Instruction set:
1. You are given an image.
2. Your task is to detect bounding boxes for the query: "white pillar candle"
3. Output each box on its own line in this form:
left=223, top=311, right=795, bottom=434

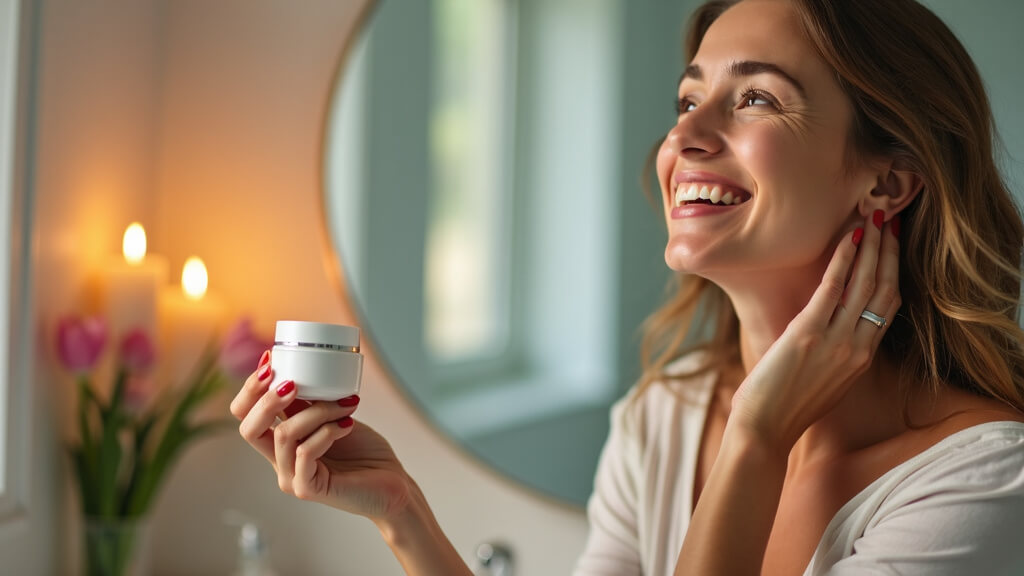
left=160, top=256, right=224, bottom=386
left=104, top=223, right=167, bottom=342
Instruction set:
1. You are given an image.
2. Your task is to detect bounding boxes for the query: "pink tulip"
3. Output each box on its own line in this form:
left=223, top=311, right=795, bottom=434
left=119, top=329, right=156, bottom=375
left=56, top=316, right=107, bottom=374
left=219, top=318, right=273, bottom=380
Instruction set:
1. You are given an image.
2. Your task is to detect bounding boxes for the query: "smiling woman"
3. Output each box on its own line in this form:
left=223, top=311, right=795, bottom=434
left=231, top=0, right=1024, bottom=574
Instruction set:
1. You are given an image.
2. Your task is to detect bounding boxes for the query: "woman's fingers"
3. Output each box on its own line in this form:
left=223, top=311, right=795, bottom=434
left=229, top=350, right=273, bottom=421
left=273, top=394, right=362, bottom=494
left=798, top=224, right=861, bottom=329
left=844, top=212, right=899, bottom=345
left=834, top=210, right=885, bottom=334
left=863, top=215, right=901, bottom=348
left=237, top=381, right=298, bottom=467
left=233, top=350, right=278, bottom=463
left=293, top=417, right=357, bottom=500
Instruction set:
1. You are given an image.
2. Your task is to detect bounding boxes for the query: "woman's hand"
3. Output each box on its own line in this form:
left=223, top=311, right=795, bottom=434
left=230, top=354, right=473, bottom=576
left=730, top=209, right=901, bottom=452
left=229, top=352, right=411, bottom=522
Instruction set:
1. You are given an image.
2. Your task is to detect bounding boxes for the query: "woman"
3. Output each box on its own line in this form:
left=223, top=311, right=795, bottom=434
left=231, top=0, right=1024, bottom=574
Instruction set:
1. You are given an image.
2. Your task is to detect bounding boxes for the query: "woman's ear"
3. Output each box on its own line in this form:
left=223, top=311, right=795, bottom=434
left=859, top=158, right=924, bottom=220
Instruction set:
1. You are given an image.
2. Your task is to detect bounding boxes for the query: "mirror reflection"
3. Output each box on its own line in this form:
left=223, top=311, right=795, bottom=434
left=324, top=0, right=696, bottom=505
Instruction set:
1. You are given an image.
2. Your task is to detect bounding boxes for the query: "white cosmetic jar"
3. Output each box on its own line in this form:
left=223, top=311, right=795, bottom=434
left=270, top=321, right=363, bottom=401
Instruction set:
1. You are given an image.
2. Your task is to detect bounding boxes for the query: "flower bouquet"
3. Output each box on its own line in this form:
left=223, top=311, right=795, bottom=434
left=56, top=316, right=270, bottom=576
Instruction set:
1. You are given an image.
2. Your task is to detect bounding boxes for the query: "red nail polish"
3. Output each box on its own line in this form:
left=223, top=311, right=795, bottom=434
left=257, top=363, right=271, bottom=381
left=338, top=395, right=360, bottom=407
left=852, top=227, right=864, bottom=246
left=338, top=417, right=355, bottom=428
left=872, top=209, right=884, bottom=230
left=257, top=350, right=270, bottom=369
left=276, top=380, right=295, bottom=397
left=891, top=214, right=901, bottom=237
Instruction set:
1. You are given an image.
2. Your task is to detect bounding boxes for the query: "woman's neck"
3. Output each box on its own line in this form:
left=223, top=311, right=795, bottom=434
left=713, top=266, right=909, bottom=472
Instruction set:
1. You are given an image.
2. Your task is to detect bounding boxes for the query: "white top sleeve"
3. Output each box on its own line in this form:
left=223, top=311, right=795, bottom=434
left=573, top=396, right=644, bottom=576
left=816, top=424, right=1024, bottom=575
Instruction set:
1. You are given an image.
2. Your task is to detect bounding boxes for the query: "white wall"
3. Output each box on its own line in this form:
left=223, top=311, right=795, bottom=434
left=17, top=0, right=164, bottom=573
left=149, top=1, right=588, bottom=574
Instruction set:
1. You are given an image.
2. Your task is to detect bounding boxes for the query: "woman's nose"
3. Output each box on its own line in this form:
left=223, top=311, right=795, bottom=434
left=665, top=106, right=724, bottom=159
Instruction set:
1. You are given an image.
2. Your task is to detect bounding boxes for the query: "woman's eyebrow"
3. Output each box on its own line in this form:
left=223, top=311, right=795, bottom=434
left=680, top=61, right=807, bottom=98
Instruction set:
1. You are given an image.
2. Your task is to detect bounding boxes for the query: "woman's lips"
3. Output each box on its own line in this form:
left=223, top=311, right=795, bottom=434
left=670, top=200, right=747, bottom=219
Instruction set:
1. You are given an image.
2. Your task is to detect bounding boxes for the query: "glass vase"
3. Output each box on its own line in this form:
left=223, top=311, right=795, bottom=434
left=82, top=516, right=152, bottom=576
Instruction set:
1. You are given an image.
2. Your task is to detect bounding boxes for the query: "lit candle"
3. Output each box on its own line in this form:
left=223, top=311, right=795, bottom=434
left=105, top=223, right=168, bottom=341
left=160, top=256, right=225, bottom=385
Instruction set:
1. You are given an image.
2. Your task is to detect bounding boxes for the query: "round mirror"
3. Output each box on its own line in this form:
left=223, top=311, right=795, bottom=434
left=323, top=0, right=694, bottom=506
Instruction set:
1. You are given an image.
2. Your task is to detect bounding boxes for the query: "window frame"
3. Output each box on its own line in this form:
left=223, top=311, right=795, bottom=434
left=0, top=0, right=36, bottom=523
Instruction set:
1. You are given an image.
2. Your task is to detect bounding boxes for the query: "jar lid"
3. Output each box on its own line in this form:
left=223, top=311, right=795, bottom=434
left=274, top=321, right=360, bottom=349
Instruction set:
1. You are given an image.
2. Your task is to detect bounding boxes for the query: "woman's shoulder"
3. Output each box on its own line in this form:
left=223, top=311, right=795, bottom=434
left=897, top=385, right=1024, bottom=462
left=873, top=417, right=1024, bottom=506
left=812, top=420, right=1024, bottom=574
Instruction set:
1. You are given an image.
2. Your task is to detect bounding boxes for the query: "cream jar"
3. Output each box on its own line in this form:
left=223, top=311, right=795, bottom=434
left=270, top=321, right=363, bottom=401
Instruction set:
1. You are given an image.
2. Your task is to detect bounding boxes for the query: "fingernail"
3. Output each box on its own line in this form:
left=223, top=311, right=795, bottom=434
left=891, top=214, right=901, bottom=237
left=257, top=363, right=271, bottom=381
left=276, top=380, right=295, bottom=397
left=338, top=417, right=354, bottom=428
left=872, top=209, right=884, bottom=230
left=852, top=227, right=864, bottom=246
left=338, top=395, right=360, bottom=407
left=257, top=350, right=270, bottom=369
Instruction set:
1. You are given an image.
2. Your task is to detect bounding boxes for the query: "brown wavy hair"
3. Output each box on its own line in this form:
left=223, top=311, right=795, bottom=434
left=638, top=0, right=1024, bottom=413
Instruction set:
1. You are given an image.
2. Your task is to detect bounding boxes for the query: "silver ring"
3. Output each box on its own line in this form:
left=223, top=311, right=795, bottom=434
left=859, top=309, right=887, bottom=329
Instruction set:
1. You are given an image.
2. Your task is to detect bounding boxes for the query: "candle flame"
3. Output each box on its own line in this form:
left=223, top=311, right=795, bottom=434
left=181, top=256, right=208, bottom=301
left=123, top=223, right=147, bottom=264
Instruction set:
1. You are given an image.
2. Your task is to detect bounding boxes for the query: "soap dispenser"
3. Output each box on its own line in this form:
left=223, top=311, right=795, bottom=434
left=224, top=511, right=278, bottom=576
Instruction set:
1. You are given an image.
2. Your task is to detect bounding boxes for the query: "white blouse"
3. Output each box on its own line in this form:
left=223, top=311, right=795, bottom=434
left=574, top=353, right=1024, bottom=575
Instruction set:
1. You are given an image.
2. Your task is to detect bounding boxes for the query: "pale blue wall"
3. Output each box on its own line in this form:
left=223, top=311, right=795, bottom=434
left=921, top=0, right=1024, bottom=198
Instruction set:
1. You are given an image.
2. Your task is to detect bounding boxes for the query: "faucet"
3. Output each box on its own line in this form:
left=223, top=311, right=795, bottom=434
left=475, top=541, right=515, bottom=576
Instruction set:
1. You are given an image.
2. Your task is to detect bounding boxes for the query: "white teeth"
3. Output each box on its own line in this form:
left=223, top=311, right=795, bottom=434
left=672, top=182, right=749, bottom=206
left=674, top=184, right=699, bottom=206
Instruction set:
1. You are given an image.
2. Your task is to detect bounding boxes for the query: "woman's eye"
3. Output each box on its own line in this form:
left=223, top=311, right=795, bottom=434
left=740, top=90, right=777, bottom=109
left=676, top=98, right=697, bottom=115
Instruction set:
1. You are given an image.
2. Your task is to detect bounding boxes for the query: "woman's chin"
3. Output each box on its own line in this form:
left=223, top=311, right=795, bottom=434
left=664, top=242, right=712, bottom=274
left=663, top=241, right=750, bottom=283
left=664, top=233, right=721, bottom=265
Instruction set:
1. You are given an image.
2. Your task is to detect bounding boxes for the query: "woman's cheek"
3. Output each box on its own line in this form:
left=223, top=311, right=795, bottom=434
left=732, top=124, right=792, bottom=181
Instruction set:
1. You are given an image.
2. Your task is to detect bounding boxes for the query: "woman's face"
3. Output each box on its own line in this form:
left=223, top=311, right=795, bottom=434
left=658, top=0, right=874, bottom=279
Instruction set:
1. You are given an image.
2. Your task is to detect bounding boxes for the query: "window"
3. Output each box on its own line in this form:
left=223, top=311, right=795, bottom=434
left=425, top=0, right=517, bottom=366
